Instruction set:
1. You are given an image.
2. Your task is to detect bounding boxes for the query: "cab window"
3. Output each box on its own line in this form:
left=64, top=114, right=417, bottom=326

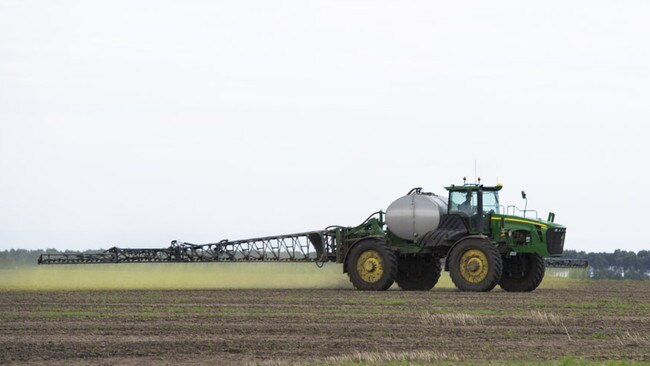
left=482, top=191, right=500, bottom=214
left=450, top=191, right=477, bottom=215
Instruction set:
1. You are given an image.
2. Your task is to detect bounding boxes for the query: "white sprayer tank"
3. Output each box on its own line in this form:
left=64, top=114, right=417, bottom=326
left=385, top=193, right=448, bottom=240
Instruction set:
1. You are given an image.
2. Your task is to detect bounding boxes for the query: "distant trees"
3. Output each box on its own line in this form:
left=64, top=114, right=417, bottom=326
left=0, top=248, right=96, bottom=268
left=563, top=249, right=650, bottom=280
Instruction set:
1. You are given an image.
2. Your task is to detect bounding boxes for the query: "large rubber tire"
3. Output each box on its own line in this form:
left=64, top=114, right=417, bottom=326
left=346, top=240, right=397, bottom=291
left=395, top=255, right=442, bottom=291
left=499, top=253, right=545, bottom=292
left=448, top=239, right=503, bottom=292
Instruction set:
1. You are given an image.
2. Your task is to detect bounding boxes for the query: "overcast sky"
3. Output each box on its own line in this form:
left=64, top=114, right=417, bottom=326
left=1, top=1, right=649, bottom=253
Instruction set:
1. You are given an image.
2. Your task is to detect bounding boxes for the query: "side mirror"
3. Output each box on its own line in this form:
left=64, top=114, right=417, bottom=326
left=521, top=191, right=527, bottom=199
left=547, top=212, right=555, bottom=223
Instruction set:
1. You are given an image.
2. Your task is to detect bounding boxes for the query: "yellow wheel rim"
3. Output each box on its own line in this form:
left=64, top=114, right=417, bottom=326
left=356, top=250, right=384, bottom=283
left=459, top=249, right=489, bottom=284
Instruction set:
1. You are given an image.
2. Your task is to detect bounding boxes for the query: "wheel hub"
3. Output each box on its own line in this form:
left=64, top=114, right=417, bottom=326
left=356, top=250, right=384, bottom=283
left=363, top=259, right=378, bottom=272
left=459, top=249, right=489, bottom=284
left=467, top=258, right=482, bottom=272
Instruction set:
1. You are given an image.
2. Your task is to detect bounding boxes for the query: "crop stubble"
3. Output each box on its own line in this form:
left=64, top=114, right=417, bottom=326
left=1, top=281, right=649, bottom=365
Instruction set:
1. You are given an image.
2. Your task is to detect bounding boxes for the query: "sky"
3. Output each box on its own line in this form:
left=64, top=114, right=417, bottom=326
left=1, top=1, right=649, bottom=253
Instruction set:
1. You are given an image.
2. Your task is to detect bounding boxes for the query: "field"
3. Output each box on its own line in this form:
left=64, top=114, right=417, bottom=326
left=1, top=265, right=649, bottom=365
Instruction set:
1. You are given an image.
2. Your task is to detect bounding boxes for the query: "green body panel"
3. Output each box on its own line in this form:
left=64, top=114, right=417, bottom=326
left=488, top=214, right=565, bottom=257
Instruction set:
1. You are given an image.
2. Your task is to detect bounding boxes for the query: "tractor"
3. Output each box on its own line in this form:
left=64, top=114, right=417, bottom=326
left=340, top=180, right=568, bottom=292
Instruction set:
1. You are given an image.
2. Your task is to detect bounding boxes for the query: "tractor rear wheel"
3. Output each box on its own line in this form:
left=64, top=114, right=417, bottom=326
left=346, top=240, right=397, bottom=291
left=499, top=253, right=545, bottom=292
left=448, top=239, right=502, bottom=292
left=395, top=255, right=442, bottom=291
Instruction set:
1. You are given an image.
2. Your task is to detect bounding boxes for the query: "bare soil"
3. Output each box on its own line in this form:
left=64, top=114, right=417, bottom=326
left=1, top=281, right=649, bottom=365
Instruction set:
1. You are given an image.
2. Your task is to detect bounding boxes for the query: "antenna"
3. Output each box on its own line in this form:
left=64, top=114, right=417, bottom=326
left=474, top=160, right=477, bottom=183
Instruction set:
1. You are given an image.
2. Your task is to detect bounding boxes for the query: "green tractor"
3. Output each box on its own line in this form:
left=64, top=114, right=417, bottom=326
left=338, top=181, right=568, bottom=292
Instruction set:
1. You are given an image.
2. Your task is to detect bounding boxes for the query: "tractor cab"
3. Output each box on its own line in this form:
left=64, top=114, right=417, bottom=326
left=445, top=182, right=502, bottom=234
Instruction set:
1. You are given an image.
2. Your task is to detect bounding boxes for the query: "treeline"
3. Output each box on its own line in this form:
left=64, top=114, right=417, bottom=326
left=1, top=248, right=649, bottom=280
left=563, top=249, right=650, bottom=280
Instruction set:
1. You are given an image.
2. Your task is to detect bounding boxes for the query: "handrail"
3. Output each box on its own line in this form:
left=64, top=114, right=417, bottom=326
left=506, top=205, right=538, bottom=219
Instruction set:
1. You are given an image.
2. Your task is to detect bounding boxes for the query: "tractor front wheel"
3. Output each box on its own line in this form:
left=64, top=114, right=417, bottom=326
left=499, top=253, right=545, bottom=292
left=448, top=240, right=502, bottom=292
left=395, top=255, right=442, bottom=291
left=346, top=240, right=397, bottom=291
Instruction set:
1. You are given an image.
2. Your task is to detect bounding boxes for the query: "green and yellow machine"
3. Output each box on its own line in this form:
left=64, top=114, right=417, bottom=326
left=338, top=181, right=575, bottom=292
left=39, top=180, right=585, bottom=292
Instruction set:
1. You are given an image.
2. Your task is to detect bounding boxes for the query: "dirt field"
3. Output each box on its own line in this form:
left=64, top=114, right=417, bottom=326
left=1, top=281, right=649, bottom=365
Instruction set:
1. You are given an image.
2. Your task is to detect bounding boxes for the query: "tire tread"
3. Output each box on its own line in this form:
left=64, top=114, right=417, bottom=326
left=499, top=253, right=545, bottom=292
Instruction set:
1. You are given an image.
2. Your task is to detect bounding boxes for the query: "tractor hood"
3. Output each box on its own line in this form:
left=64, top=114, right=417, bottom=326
left=491, top=213, right=567, bottom=256
left=491, top=214, right=565, bottom=230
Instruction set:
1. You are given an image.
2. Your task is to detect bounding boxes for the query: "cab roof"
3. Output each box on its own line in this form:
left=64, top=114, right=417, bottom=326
left=445, top=184, right=503, bottom=192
